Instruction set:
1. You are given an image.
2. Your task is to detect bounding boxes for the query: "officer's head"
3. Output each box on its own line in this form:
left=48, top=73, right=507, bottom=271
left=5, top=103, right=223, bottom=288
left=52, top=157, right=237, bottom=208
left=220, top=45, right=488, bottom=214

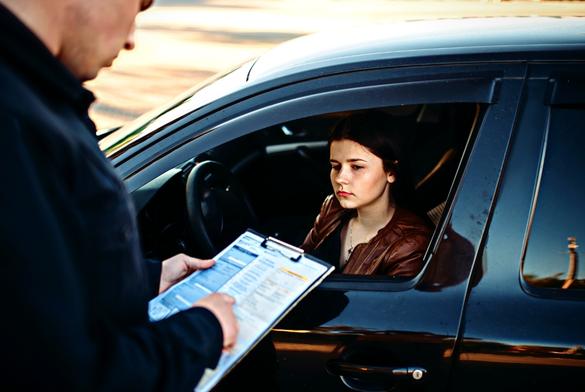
left=56, top=0, right=154, bottom=81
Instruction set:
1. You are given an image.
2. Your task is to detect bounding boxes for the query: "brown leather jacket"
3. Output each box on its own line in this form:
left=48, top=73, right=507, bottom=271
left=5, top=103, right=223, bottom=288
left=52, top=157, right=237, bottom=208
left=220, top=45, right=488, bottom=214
left=301, top=195, right=432, bottom=277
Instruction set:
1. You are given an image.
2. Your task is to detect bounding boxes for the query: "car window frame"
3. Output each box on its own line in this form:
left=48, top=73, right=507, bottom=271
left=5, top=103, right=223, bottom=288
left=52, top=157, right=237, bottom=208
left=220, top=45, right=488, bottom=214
left=122, top=62, right=525, bottom=291
left=115, top=64, right=502, bottom=183
left=520, top=71, right=585, bottom=301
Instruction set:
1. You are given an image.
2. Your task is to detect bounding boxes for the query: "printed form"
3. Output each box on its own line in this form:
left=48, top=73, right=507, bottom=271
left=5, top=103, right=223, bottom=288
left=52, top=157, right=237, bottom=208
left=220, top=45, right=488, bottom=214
left=148, top=230, right=334, bottom=392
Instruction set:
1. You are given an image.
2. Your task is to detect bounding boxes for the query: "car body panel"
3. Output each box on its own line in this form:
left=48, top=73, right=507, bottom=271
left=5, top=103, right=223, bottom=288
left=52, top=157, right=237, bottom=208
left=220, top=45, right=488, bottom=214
left=451, top=62, right=585, bottom=391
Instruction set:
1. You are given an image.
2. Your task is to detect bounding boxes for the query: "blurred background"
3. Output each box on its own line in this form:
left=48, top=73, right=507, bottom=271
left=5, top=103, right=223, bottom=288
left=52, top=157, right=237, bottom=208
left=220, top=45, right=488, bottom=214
left=86, top=0, right=585, bottom=130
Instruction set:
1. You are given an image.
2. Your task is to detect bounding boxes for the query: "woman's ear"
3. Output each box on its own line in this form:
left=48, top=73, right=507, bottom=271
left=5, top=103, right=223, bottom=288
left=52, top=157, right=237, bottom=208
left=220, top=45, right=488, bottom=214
left=387, top=171, right=396, bottom=184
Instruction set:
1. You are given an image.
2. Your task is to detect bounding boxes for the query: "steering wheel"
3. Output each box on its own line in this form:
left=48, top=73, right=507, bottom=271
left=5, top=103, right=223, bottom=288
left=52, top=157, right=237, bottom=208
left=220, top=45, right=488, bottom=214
left=185, top=160, right=257, bottom=257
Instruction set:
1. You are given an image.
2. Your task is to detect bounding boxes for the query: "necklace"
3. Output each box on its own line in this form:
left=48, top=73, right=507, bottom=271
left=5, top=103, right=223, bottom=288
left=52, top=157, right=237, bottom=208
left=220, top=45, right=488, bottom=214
left=346, top=218, right=354, bottom=262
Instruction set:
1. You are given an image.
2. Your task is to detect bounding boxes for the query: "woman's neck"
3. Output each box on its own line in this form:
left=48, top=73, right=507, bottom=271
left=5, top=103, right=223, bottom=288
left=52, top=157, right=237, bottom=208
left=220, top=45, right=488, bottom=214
left=354, top=194, right=396, bottom=231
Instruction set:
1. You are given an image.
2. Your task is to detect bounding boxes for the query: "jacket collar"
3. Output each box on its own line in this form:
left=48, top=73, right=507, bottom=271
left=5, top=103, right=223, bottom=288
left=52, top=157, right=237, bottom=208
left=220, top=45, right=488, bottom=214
left=0, top=3, right=95, bottom=111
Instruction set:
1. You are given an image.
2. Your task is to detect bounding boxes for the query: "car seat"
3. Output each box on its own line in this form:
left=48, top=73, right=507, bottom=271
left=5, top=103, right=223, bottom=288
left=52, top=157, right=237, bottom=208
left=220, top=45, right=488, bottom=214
left=409, top=103, right=481, bottom=226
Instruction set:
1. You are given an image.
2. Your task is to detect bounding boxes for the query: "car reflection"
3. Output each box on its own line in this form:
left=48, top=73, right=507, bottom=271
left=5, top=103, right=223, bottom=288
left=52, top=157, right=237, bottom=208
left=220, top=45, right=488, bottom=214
left=419, top=224, right=480, bottom=292
left=458, top=339, right=585, bottom=367
left=524, top=236, right=583, bottom=289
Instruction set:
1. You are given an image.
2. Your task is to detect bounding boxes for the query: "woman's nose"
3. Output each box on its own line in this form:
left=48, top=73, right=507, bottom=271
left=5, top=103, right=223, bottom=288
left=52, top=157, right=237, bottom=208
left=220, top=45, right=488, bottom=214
left=334, top=168, right=349, bottom=184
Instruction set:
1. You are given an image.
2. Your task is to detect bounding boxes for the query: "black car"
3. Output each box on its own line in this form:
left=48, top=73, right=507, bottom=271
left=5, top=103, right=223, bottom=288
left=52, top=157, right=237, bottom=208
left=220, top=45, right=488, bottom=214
left=101, top=17, right=585, bottom=391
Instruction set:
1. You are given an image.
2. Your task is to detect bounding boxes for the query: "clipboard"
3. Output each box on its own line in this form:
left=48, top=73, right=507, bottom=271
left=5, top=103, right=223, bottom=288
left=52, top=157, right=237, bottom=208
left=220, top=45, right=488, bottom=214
left=148, top=229, right=335, bottom=392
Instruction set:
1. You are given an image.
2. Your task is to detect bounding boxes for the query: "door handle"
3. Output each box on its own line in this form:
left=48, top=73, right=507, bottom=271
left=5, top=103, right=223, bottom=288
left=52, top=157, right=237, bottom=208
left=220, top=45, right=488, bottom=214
left=326, top=359, right=427, bottom=381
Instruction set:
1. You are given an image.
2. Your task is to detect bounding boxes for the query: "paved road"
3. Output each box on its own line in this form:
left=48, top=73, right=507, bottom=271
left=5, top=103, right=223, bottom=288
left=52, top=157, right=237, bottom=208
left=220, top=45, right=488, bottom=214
left=87, top=0, right=585, bottom=129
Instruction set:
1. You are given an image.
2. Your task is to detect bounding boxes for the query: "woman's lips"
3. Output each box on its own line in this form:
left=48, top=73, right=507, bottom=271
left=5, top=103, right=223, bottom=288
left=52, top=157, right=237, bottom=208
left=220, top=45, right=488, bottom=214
left=337, top=191, right=352, bottom=197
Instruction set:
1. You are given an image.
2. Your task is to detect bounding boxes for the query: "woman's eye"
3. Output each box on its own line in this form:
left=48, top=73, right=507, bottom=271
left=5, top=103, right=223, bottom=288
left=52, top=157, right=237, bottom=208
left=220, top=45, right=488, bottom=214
left=351, top=165, right=364, bottom=170
left=331, top=165, right=340, bottom=171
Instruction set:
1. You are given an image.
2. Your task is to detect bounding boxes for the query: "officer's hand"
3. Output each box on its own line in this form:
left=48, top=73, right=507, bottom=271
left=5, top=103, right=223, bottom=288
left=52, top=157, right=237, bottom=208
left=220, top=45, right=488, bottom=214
left=195, top=293, right=239, bottom=351
left=159, top=253, right=215, bottom=294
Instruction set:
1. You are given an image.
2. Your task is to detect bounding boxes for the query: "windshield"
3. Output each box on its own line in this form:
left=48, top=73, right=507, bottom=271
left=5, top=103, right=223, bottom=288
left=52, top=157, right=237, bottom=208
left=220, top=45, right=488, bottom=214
left=99, top=60, right=255, bottom=158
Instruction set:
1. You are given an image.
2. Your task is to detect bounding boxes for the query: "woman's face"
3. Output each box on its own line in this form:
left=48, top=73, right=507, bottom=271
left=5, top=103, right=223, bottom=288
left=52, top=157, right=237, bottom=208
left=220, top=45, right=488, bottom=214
left=330, top=139, right=395, bottom=210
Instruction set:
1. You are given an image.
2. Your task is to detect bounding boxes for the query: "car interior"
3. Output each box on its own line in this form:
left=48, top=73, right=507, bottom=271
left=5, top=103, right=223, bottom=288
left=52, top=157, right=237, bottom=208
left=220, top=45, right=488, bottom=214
left=135, top=103, right=482, bottom=276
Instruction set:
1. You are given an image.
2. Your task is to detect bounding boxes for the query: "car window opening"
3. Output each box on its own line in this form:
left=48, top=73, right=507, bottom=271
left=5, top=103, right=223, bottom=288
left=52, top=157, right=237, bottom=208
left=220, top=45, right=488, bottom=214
left=136, top=103, right=484, bottom=283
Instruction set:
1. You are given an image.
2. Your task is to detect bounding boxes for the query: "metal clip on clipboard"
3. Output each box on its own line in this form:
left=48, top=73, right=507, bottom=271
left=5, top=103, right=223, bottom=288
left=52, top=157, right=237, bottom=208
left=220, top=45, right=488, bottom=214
left=261, top=236, right=304, bottom=262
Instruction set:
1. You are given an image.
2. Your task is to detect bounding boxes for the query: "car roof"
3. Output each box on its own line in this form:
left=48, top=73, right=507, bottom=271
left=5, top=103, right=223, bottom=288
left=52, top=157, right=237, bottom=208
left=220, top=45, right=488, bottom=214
left=104, top=17, right=585, bottom=161
left=248, top=17, right=585, bottom=82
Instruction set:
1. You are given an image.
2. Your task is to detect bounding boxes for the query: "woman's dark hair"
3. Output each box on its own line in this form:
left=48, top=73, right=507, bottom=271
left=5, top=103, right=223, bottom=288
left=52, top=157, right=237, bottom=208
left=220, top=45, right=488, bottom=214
left=329, top=110, right=419, bottom=211
left=329, top=110, right=401, bottom=173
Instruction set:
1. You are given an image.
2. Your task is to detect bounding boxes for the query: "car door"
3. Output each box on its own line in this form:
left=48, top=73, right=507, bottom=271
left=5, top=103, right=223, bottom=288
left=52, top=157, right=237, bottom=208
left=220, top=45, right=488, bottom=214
left=263, top=69, right=526, bottom=391
left=451, top=63, right=585, bottom=391
left=118, top=61, right=526, bottom=391
left=166, top=63, right=522, bottom=392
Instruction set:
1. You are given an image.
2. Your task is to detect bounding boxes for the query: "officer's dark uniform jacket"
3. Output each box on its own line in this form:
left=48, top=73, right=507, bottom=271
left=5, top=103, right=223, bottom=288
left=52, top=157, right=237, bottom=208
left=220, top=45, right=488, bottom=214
left=0, top=4, right=222, bottom=390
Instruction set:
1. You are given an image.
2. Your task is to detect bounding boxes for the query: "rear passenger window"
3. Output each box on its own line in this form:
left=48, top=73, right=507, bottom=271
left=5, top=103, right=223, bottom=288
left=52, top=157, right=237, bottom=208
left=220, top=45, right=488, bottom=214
left=523, top=104, right=585, bottom=290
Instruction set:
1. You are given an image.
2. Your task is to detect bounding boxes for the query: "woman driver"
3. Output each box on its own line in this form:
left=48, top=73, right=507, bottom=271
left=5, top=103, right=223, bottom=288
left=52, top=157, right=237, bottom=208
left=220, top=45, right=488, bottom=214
left=301, top=111, right=432, bottom=277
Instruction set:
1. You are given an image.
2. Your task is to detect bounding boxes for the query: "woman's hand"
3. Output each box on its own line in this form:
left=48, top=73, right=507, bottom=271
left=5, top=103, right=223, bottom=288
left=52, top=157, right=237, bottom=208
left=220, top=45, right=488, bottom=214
left=159, top=253, right=215, bottom=294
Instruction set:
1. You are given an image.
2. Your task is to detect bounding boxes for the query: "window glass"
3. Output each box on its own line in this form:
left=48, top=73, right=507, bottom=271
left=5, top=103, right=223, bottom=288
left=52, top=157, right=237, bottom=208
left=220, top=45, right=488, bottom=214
left=523, top=106, right=585, bottom=290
